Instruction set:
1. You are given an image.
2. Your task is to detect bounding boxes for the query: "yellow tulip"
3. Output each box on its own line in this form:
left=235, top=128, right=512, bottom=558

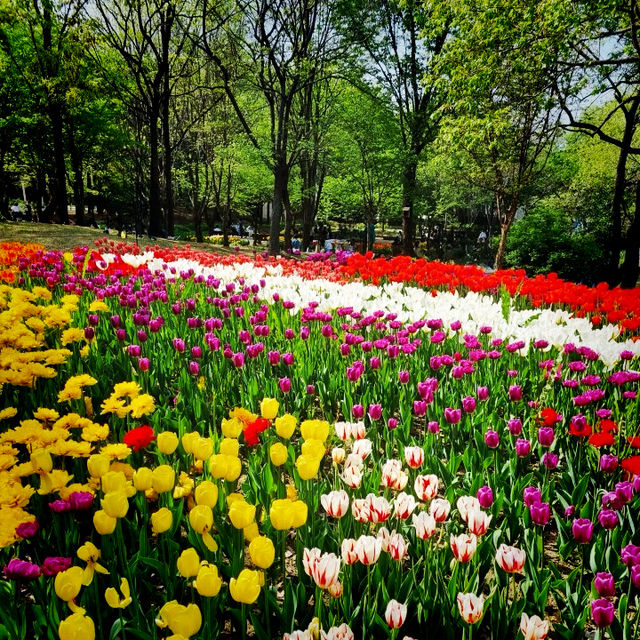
left=58, top=612, right=95, bottom=640
left=295, top=455, right=320, bottom=480
left=275, top=414, right=297, bottom=439
left=221, top=417, right=243, bottom=438
left=169, top=603, right=202, bottom=638
left=194, top=563, right=222, bottom=597
left=31, top=448, right=53, bottom=474
left=301, top=439, right=325, bottom=460
left=290, top=500, right=308, bottom=528
left=100, top=470, right=128, bottom=494
left=248, top=536, right=275, bottom=569
left=243, top=522, right=259, bottom=542
left=133, top=467, right=153, bottom=491
left=229, top=500, right=255, bottom=529
left=55, top=566, right=84, bottom=602
left=157, top=431, right=179, bottom=454
left=105, top=578, right=132, bottom=608
left=176, top=548, right=200, bottom=578
left=189, top=504, right=213, bottom=534
left=229, top=569, right=261, bottom=604
left=269, top=443, right=288, bottom=466
left=269, top=499, right=294, bottom=530
left=181, top=432, right=199, bottom=454
left=93, top=510, right=116, bottom=535
left=209, top=455, right=241, bottom=482
left=194, top=481, right=218, bottom=508
left=300, top=419, right=330, bottom=442
left=151, top=465, right=175, bottom=493
left=151, top=507, right=173, bottom=535
left=101, top=491, right=129, bottom=519
left=260, top=398, right=279, bottom=420
left=219, top=438, right=240, bottom=457
left=192, top=437, right=213, bottom=461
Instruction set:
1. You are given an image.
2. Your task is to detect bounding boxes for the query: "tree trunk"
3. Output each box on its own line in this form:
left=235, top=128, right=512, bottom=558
left=69, top=124, right=84, bottom=226
left=608, top=143, right=629, bottom=286
left=402, top=160, right=417, bottom=256
left=50, top=104, right=68, bottom=224
left=148, top=106, right=163, bottom=237
left=494, top=223, right=510, bottom=271
left=620, top=179, right=640, bottom=288
left=270, top=158, right=289, bottom=255
left=162, top=77, right=174, bottom=237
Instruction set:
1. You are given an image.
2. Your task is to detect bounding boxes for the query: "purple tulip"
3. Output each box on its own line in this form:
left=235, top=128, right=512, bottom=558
left=413, top=400, right=427, bottom=416
left=49, top=499, right=71, bottom=513
left=621, top=544, right=640, bottom=567
left=428, top=421, right=440, bottom=433
left=3, top=558, right=41, bottom=580
left=484, top=430, right=500, bottom=449
left=110, top=314, right=121, bottom=328
left=508, top=385, right=522, bottom=402
left=615, top=481, right=634, bottom=506
left=450, top=320, right=461, bottom=331
left=477, top=486, right=493, bottom=508
left=529, top=502, right=551, bottom=526
left=138, top=357, right=150, bottom=371
left=537, top=426, right=555, bottom=447
left=191, top=346, right=202, bottom=359
left=598, top=454, right=618, bottom=473
left=15, top=521, right=39, bottom=539
left=564, top=505, right=575, bottom=518
left=444, top=407, right=461, bottom=424
left=136, top=329, right=147, bottom=343
left=83, top=327, right=95, bottom=340
left=591, top=598, right=614, bottom=628
left=88, top=314, right=99, bottom=326
left=232, top=352, right=245, bottom=368
left=515, top=439, right=531, bottom=457
left=172, top=338, right=185, bottom=353
left=477, top=386, right=489, bottom=401
left=541, top=452, right=559, bottom=470
left=282, top=352, right=294, bottom=366
left=300, top=326, right=310, bottom=340
left=398, top=370, right=410, bottom=384
left=461, top=396, right=476, bottom=413
left=189, top=361, right=200, bottom=376
left=41, top=557, right=73, bottom=577
left=279, top=377, right=291, bottom=393
left=352, top=404, right=364, bottom=419
left=594, top=572, right=615, bottom=598
left=306, top=384, right=315, bottom=395
left=116, top=328, right=126, bottom=341
left=523, top=486, right=542, bottom=506
left=387, top=418, right=398, bottom=430
left=368, top=404, right=382, bottom=421
left=598, top=509, right=619, bottom=530
left=572, top=518, right=594, bottom=544
left=127, top=344, right=141, bottom=358
left=68, top=492, right=94, bottom=511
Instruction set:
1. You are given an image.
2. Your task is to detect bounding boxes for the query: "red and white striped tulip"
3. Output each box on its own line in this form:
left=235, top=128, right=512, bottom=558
left=385, top=599, right=407, bottom=629
left=310, top=552, right=341, bottom=589
left=496, top=544, right=526, bottom=573
left=404, top=446, right=424, bottom=469
left=519, top=613, right=550, bottom=640
left=381, top=459, right=408, bottom=491
left=412, top=511, right=437, bottom=540
left=414, top=474, right=439, bottom=501
left=394, top=492, right=418, bottom=520
left=450, top=533, right=478, bottom=563
left=387, top=532, right=409, bottom=561
left=467, top=509, right=492, bottom=536
left=355, top=535, right=382, bottom=565
left=457, top=592, right=484, bottom=624
left=340, top=538, right=358, bottom=565
left=429, top=498, right=451, bottom=522
left=321, top=490, right=349, bottom=518
left=457, top=496, right=481, bottom=523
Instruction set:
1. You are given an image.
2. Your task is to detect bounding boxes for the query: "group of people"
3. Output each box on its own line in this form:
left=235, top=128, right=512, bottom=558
left=6, top=202, right=33, bottom=222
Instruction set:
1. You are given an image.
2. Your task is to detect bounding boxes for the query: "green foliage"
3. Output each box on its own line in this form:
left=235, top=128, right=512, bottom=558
left=503, top=206, right=606, bottom=283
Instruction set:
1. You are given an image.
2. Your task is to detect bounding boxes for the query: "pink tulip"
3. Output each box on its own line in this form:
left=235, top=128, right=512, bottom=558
left=457, top=592, right=484, bottom=624
left=496, top=544, right=526, bottom=572
left=385, top=599, right=407, bottom=629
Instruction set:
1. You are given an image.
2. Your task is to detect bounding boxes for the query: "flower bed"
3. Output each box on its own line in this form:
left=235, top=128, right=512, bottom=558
left=0, top=242, right=639, bottom=640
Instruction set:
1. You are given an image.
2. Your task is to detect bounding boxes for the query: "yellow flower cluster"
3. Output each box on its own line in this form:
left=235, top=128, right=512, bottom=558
left=295, top=419, right=330, bottom=481
left=100, top=381, right=155, bottom=419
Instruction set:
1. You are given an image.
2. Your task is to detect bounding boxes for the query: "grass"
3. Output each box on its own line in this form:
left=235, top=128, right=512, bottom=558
left=0, top=221, right=261, bottom=255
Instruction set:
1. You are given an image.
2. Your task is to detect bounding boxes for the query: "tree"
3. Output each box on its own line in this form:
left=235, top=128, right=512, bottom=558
left=438, top=0, right=561, bottom=270
left=339, top=0, right=449, bottom=255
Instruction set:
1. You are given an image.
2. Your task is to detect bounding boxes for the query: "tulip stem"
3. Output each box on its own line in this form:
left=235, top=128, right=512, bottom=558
left=241, top=603, right=247, bottom=640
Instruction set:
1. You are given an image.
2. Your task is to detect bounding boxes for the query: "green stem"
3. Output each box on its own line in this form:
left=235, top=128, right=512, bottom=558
left=241, top=603, right=247, bottom=640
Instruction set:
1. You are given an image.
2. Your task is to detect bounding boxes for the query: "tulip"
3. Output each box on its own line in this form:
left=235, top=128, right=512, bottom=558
left=58, top=612, right=95, bottom=640
left=394, top=492, right=417, bottom=520
left=414, top=474, right=439, bottom=501
left=328, top=581, right=343, bottom=598
left=269, top=442, right=288, bottom=466
left=352, top=404, right=364, bottom=419
left=444, top=407, right=461, bottom=424
left=537, top=427, right=555, bottom=447
left=331, top=447, right=346, bottom=464
left=429, top=498, right=451, bottom=522
left=404, top=446, right=424, bottom=468
left=387, top=532, right=408, bottom=561
left=484, top=430, right=500, bottom=449
left=151, top=507, right=173, bottom=535
left=321, top=624, right=354, bottom=640
left=355, top=535, right=382, bottom=565
left=101, top=491, right=129, bottom=519
left=194, top=563, right=222, bottom=597
left=591, top=598, right=614, bottom=628
left=177, top=548, right=200, bottom=578
left=519, top=613, right=549, bottom=640
left=462, top=396, right=476, bottom=413
left=541, top=452, right=559, bottom=470
left=529, top=502, right=550, bottom=526
left=321, top=490, right=350, bottom=518
left=352, top=439, right=372, bottom=459
left=476, top=486, right=493, bottom=508
left=412, top=511, right=437, bottom=539
left=156, top=431, right=179, bottom=454
left=381, top=459, right=408, bottom=491
left=496, top=544, right=526, bottom=572
left=368, top=404, right=382, bottom=420
left=279, top=377, right=292, bottom=393
left=260, top=397, right=279, bottom=419
left=507, top=418, right=523, bottom=435
left=341, top=539, right=358, bottom=565
left=151, top=465, right=175, bottom=493
left=249, top=536, right=276, bottom=569
left=55, top=566, right=84, bottom=602
left=275, top=414, right=297, bottom=439
left=310, top=552, right=341, bottom=589
left=93, top=510, right=116, bottom=535
left=598, top=509, right=618, bottom=530
left=385, top=599, right=407, bottom=629
left=189, top=505, right=214, bottom=535
left=509, top=385, right=522, bottom=401
left=457, top=592, right=484, bottom=624
left=3, top=558, right=40, bottom=580
left=572, top=518, right=594, bottom=544
left=229, top=500, right=255, bottom=529
left=515, top=439, right=531, bottom=457
left=194, top=481, right=218, bottom=508
left=457, top=496, right=481, bottom=522
left=41, top=557, right=72, bottom=577
left=467, top=509, right=492, bottom=536
left=105, top=578, right=132, bottom=608
left=450, top=533, right=477, bottom=562
left=600, top=454, right=618, bottom=473
left=594, top=572, right=615, bottom=598
left=523, top=487, right=542, bottom=506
